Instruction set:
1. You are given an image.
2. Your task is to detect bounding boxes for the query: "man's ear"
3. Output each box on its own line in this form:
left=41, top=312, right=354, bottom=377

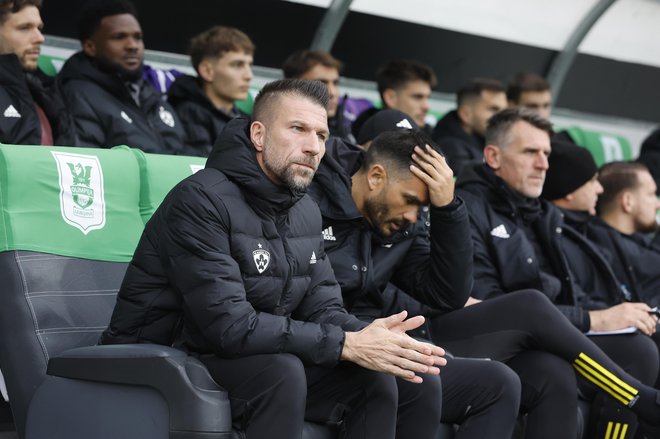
left=382, top=89, right=397, bottom=109
left=457, top=105, right=472, bottom=126
left=197, top=59, right=215, bottom=83
left=621, top=191, right=634, bottom=214
left=82, top=39, right=96, bottom=57
left=483, top=144, right=501, bottom=170
left=366, top=164, right=387, bottom=191
left=250, top=121, right=266, bottom=152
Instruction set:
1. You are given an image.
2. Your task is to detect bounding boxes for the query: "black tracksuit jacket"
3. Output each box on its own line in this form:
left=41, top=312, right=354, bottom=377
left=586, top=217, right=660, bottom=307
left=307, top=139, right=473, bottom=321
left=0, top=54, right=74, bottom=145
left=457, top=164, right=618, bottom=332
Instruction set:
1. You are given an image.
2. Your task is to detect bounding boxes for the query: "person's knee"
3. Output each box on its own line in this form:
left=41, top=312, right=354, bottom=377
left=487, top=361, right=522, bottom=407
left=260, top=353, right=307, bottom=401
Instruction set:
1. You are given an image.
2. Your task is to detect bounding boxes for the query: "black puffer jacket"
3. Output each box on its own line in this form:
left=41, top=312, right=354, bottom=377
left=307, top=138, right=473, bottom=321
left=59, top=52, right=185, bottom=154
left=0, top=54, right=75, bottom=145
left=431, top=110, right=484, bottom=177
left=101, top=118, right=364, bottom=366
left=457, top=164, right=593, bottom=331
left=168, top=74, right=246, bottom=157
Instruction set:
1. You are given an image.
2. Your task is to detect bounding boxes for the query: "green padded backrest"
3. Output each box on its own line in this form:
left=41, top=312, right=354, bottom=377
left=565, top=127, right=633, bottom=167
left=131, top=149, right=206, bottom=223
left=37, top=54, right=67, bottom=77
left=234, top=88, right=258, bottom=116
left=0, top=145, right=143, bottom=261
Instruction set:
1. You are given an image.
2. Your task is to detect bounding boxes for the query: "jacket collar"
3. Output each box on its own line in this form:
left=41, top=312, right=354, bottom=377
left=59, top=52, right=155, bottom=108
left=434, top=110, right=484, bottom=147
left=458, top=163, right=543, bottom=224
left=206, top=117, right=304, bottom=216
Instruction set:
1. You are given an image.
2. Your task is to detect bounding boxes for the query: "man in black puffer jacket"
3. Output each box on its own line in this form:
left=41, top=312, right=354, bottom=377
left=58, top=0, right=184, bottom=154
left=101, top=79, right=446, bottom=439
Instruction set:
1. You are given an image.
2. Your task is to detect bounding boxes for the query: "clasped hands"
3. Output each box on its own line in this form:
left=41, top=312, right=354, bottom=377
left=342, top=310, right=447, bottom=383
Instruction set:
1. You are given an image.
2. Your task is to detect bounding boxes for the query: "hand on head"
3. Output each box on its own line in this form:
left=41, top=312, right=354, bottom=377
left=410, top=145, right=455, bottom=207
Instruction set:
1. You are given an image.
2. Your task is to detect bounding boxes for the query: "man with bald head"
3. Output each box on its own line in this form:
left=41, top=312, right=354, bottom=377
left=0, top=0, right=73, bottom=144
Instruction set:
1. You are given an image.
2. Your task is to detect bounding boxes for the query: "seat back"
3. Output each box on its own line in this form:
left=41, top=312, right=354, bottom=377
left=0, top=144, right=144, bottom=437
left=565, top=127, right=633, bottom=167
left=131, top=149, right=206, bottom=223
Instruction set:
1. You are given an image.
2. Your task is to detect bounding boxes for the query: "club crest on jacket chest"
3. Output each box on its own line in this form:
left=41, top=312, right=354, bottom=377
left=253, top=243, right=270, bottom=274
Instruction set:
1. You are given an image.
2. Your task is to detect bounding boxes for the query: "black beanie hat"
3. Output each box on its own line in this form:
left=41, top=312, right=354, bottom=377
left=542, top=139, right=598, bottom=200
left=357, top=109, right=418, bottom=145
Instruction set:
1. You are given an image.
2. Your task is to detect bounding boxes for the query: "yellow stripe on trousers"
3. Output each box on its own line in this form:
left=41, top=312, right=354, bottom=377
left=573, top=361, right=632, bottom=405
left=605, top=421, right=613, bottom=439
left=578, top=353, right=639, bottom=396
left=605, top=422, right=629, bottom=439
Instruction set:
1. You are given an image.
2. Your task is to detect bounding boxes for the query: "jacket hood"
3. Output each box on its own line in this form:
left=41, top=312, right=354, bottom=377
left=167, top=74, right=215, bottom=109
left=434, top=110, right=484, bottom=147
left=458, top=163, right=543, bottom=223
left=0, top=54, right=25, bottom=88
left=59, top=52, right=144, bottom=102
left=206, top=117, right=305, bottom=215
left=308, top=137, right=364, bottom=221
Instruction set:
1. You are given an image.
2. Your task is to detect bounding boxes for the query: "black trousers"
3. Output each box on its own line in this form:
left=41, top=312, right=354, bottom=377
left=430, top=290, right=660, bottom=438
left=199, top=353, right=442, bottom=439
left=440, top=357, right=521, bottom=439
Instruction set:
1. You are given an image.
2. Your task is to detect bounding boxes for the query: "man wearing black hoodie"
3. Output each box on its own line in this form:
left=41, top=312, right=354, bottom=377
left=58, top=0, right=184, bottom=154
left=431, top=78, right=507, bottom=177
left=168, top=25, right=254, bottom=157
left=0, top=0, right=73, bottom=145
left=100, top=79, right=447, bottom=439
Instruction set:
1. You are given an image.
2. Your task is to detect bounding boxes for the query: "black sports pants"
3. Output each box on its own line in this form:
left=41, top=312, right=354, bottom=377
left=199, top=352, right=442, bottom=439
left=430, top=289, right=660, bottom=438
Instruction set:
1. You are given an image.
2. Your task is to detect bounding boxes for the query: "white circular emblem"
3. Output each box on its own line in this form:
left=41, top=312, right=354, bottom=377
left=159, top=106, right=175, bottom=128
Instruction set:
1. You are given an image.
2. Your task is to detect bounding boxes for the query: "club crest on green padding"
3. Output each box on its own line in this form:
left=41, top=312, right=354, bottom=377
left=52, top=151, right=106, bottom=235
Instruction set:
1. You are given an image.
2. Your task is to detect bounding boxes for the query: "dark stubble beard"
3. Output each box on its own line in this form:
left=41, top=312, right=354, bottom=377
left=262, top=136, right=317, bottom=192
left=94, top=56, right=144, bottom=82
left=363, top=192, right=406, bottom=237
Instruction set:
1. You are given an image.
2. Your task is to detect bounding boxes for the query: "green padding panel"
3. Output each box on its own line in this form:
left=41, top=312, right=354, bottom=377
left=131, top=149, right=206, bottom=223
left=37, top=54, right=65, bottom=77
left=235, top=88, right=257, bottom=116
left=0, top=144, right=143, bottom=261
left=566, top=127, right=633, bottom=167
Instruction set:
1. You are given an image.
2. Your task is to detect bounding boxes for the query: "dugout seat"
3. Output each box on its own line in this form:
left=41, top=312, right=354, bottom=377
left=564, top=127, right=633, bottom=167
